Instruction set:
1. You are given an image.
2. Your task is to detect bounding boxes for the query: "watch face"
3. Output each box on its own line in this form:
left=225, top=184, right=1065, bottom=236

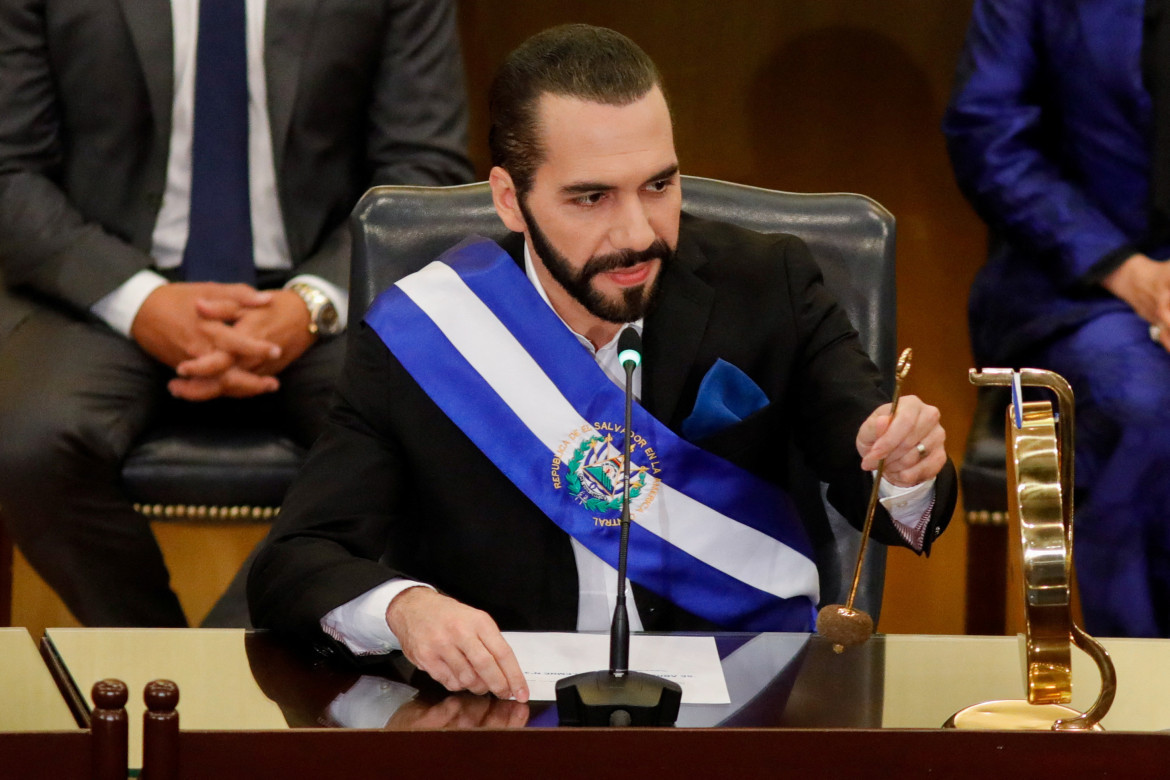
left=318, top=303, right=341, bottom=335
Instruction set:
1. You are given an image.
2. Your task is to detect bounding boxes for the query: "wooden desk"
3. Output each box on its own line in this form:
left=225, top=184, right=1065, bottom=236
left=43, top=628, right=286, bottom=763
left=42, top=629, right=1170, bottom=777
left=0, top=628, right=128, bottom=780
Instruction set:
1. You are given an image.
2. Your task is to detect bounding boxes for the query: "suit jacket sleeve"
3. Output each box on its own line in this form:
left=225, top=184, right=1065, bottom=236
left=291, top=0, right=475, bottom=290
left=0, top=0, right=154, bottom=311
left=778, top=234, right=955, bottom=552
left=248, top=323, right=422, bottom=645
left=366, top=0, right=474, bottom=188
left=942, top=0, right=1137, bottom=284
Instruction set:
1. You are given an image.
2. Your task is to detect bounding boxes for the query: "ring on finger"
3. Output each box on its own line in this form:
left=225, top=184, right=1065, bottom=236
left=1151, top=323, right=1163, bottom=343
left=915, top=442, right=927, bottom=459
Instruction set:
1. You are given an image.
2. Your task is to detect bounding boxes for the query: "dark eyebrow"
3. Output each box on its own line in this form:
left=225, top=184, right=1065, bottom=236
left=558, top=164, right=680, bottom=197
left=643, top=164, right=679, bottom=185
left=560, top=181, right=615, bottom=196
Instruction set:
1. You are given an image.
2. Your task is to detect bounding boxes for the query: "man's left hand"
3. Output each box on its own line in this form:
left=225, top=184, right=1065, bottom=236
left=856, top=395, right=946, bottom=487
left=172, top=290, right=316, bottom=398
left=225, top=289, right=316, bottom=375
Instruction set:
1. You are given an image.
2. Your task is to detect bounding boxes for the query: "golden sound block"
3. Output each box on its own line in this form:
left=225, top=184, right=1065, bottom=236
left=944, top=700, right=1100, bottom=731
left=951, top=368, right=1116, bottom=732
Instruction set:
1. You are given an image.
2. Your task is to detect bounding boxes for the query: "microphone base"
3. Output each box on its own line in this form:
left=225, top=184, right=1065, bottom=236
left=555, top=670, right=682, bottom=727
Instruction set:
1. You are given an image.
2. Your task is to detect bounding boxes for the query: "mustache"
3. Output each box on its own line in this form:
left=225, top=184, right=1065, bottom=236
left=580, top=239, right=674, bottom=281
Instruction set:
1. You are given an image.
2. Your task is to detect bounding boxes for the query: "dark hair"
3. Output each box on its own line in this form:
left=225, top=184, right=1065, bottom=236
left=488, top=24, right=664, bottom=196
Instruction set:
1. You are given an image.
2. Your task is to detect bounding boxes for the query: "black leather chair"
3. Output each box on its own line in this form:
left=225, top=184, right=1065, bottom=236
left=118, top=403, right=304, bottom=521
left=348, top=175, right=896, bottom=619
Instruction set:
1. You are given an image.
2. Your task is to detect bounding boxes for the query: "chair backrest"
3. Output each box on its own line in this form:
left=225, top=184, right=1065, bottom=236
left=349, top=175, right=895, bottom=618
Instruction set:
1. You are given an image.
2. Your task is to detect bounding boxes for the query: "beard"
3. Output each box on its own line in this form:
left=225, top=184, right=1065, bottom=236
left=519, top=197, right=674, bottom=324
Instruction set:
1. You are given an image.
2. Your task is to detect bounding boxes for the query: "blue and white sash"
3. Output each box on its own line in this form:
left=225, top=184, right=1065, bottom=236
left=365, top=237, right=819, bottom=631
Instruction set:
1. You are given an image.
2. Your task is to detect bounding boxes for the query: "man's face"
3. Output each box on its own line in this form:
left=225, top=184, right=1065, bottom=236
left=493, top=86, right=682, bottom=329
left=518, top=193, right=673, bottom=323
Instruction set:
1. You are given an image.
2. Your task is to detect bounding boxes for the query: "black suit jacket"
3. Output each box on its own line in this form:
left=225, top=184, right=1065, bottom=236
left=0, top=0, right=472, bottom=328
left=248, top=215, right=956, bottom=652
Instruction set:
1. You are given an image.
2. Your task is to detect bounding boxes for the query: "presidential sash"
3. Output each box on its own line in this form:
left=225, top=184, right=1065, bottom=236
left=365, top=237, right=819, bottom=631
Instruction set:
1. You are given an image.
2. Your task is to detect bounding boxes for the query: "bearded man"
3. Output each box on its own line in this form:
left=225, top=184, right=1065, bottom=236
left=249, top=24, right=955, bottom=702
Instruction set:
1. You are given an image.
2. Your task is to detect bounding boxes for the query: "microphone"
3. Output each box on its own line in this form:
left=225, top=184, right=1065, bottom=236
left=610, top=327, right=642, bottom=675
left=555, top=327, right=682, bottom=727
left=618, top=326, right=641, bottom=372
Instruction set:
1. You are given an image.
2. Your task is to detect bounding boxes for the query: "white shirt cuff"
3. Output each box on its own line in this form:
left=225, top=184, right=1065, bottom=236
left=285, top=274, right=349, bottom=332
left=325, top=676, right=418, bottom=728
left=878, top=476, right=936, bottom=551
left=320, top=579, right=433, bottom=656
left=89, top=270, right=169, bottom=337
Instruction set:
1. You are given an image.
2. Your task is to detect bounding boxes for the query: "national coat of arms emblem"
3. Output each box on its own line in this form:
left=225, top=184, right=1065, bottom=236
left=563, top=433, right=648, bottom=513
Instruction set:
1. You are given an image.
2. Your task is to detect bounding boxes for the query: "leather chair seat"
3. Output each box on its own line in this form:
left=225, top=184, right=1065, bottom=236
left=122, top=425, right=303, bottom=519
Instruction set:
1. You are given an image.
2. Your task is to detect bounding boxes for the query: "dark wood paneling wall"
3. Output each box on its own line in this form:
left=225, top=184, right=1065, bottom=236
left=457, top=1, right=987, bottom=634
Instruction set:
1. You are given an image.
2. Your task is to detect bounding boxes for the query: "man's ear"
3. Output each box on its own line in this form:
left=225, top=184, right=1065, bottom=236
left=489, top=166, right=527, bottom=234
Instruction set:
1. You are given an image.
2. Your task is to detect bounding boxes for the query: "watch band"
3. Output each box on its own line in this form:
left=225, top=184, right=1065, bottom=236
left=289, top=282, right=343, bottom=337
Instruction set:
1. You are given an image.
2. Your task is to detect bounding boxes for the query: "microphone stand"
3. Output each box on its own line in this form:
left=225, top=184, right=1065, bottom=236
left=555, top=328, right=682, bottom=727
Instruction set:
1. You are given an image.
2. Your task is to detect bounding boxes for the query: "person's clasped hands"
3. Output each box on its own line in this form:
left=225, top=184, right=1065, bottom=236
left=130, top=281, right=315, bottom=401
left=1102, top=253, right=1170, bottom=352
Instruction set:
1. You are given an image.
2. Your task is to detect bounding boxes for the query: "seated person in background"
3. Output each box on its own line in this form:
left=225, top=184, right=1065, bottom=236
left=0, top=0, right=474, bottom=627
left=249, top=24, right=957, bottom=702
left=944, top=0, right=1170, bottom=637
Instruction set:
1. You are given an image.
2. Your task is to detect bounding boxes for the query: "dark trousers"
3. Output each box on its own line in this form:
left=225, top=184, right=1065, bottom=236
left=1029, top=309, right=1170, bottom=638
left=0, top=304, right=344, bottom=626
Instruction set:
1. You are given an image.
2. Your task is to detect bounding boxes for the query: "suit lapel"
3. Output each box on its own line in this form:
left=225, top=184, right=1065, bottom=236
left=638, top=222, right=716, bottom=631
left=117, top=0, right=173, bottom=138
left=642, top=220, right=714, bottom=428
left=264, top=0, right=323, bottom=172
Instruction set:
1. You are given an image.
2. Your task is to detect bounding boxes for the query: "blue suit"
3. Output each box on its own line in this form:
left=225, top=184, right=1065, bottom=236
left=945, top=0, right=1170, bottom=637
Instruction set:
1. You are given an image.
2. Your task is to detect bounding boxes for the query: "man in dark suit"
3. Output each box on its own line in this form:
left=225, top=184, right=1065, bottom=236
left=0, top=0, right=473, bottom=626
left=249, top=24, right=954, bottom=702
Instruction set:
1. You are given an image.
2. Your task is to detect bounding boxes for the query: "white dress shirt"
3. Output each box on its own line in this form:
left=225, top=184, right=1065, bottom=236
left=90, top=0, right=346, bottom=336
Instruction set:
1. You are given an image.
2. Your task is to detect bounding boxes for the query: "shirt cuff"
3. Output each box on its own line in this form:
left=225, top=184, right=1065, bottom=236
left=320, top=579, right=434, bottom=656
left=89, top=270, right=169, bottom=337
left=325, top=676, right=418, bottom=728
left=878, top=476, right=936, bottom=552
left=1079, top=243, right=1140, bottom=289
left=284, top=274, right=349, bottom=332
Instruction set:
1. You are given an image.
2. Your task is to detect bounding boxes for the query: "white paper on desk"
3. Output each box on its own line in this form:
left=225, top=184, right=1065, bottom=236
left=502, top=632, right=730, bottom=704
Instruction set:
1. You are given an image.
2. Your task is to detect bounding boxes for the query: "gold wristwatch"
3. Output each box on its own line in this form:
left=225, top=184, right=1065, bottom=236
left=288, top=282, right=342, bottom=337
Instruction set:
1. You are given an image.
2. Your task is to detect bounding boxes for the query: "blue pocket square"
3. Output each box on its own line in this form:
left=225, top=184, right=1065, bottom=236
left=681, top=359, right=769, bottom=441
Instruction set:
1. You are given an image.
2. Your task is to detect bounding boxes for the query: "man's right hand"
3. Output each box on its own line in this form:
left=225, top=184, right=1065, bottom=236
left=130, top=282, right=281, bottom=399
left=385, top=693, right=530, bottom=730
left=386, top=587, right=529, bottom=703
left=1102, top=253, right=1170, bottom=350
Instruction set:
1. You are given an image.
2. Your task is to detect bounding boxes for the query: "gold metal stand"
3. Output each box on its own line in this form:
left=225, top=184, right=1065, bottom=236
left=947, top=368, right=1116, bottom=731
